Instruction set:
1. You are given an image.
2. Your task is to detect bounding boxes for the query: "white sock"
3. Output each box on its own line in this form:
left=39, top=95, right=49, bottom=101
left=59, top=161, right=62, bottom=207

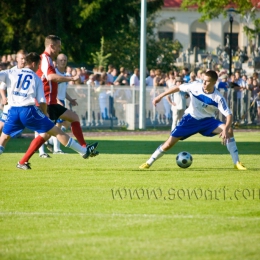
left=65, top=137, right=86, bottom=156
left=39, top=145, right=45, bottom=155
left=35, top=132, right=45, bottom=155
left=226, top=137, right=239, bottom=164
left=52, top=136, right=60, bottom=152
left=48, top=137, right=53, bottom=145
left=147, top=145, right=165, bottom=165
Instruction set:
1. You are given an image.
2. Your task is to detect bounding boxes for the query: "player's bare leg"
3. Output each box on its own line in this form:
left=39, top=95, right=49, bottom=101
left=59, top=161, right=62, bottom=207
left=0, top=132, right=11, bottom=154
left=139, top=136, right=181, bottom=169
left=0, top=121, right=4, bottom=135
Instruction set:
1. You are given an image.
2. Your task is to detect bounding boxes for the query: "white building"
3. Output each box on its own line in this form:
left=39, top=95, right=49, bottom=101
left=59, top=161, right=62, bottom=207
left=156, top=0, right=260, bottom=55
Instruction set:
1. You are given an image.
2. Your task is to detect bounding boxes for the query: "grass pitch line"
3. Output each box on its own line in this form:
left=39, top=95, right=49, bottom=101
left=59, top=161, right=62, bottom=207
left=0, top=212, right=259, bottom=220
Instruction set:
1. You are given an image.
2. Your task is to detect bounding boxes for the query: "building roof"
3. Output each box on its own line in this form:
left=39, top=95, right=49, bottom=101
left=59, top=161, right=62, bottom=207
left=164, top=0, right=182, bottom=8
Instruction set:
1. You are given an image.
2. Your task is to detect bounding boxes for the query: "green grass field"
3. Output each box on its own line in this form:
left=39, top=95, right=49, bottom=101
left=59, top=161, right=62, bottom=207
left=0, top=131, right=260, bottom=260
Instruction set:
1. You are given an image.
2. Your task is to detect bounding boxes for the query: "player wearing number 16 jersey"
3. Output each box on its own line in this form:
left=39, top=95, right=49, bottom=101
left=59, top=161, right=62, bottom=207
left=0, top=52, right=98, bottom=169
left=0, top=50, right=27, bottom=135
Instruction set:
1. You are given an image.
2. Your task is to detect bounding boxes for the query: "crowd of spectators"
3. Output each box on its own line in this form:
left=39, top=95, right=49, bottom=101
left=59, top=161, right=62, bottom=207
left=1, top=52, right=260, bottom=126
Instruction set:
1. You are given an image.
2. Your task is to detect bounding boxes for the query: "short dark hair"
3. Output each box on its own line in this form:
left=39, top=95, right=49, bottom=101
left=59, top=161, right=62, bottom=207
left=205, top=70, right=218, bottom=82
left=25, top=52, right=41, bottom=64
left=45, top=35, right=61, bottom=47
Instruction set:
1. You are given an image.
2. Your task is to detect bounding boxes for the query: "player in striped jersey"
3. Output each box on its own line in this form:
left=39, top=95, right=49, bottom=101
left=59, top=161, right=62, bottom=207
left=139, top=70, right=246, bottom=170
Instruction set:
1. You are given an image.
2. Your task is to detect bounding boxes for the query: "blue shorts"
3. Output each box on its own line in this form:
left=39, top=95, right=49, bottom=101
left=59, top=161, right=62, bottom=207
left=3, top=106, right=55, bottom=138
left=171, top=114, right=223, bottom=140
left=56, top=100, right=65, bottom=123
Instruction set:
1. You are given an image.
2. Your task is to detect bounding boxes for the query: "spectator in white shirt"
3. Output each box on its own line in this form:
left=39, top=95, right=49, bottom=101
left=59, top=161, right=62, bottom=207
left=130, top=68, right=140, bottom=87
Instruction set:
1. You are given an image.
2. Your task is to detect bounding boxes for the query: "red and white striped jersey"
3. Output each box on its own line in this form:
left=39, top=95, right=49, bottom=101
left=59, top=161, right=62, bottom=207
left=36, top=52, right=58, bottom=105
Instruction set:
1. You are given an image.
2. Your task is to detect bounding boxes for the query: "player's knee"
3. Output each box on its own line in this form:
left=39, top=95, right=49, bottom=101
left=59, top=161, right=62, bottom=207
left=71, top=112, right=79, bottom=122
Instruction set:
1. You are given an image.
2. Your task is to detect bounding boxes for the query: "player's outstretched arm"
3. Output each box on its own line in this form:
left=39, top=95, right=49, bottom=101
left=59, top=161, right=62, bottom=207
left=47, top=73, right=79, bottom=83
left=152, top=86, right=180, bottom=106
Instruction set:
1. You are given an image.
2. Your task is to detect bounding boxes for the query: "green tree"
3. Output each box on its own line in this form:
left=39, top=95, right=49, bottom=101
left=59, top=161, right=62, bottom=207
left=0, top=0, right=163, bottom=63
left=91, top=36, right=111, bottom=68
left=103, top=15, right=182, bottom=72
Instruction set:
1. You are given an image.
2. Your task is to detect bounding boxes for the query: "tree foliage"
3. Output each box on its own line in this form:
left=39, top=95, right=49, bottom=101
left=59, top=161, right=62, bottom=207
left=181, top=0, right=260, bottom=40
left=91, top=37, right=111, bottom=68
left=104, top=15, right=182, bottom=72
left=0, top=0, right=163, bottom=63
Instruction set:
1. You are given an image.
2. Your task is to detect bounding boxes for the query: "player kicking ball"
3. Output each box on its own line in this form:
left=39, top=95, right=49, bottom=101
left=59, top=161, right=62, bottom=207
left=139, top=70, right=246, bottom=171
left=0, top=52, right=98, bottom=170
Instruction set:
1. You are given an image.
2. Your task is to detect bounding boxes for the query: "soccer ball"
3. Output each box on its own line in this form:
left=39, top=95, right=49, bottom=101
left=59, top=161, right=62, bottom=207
left=176, top=151, right=193, bottom=168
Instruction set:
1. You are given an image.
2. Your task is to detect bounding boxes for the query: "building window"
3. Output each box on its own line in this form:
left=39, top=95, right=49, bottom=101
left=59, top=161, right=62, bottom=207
left=191, top=33, right=206, bottom=51
left=158, top=32, right=173, bottom=40
left=224, top=33, right=238, bottom=51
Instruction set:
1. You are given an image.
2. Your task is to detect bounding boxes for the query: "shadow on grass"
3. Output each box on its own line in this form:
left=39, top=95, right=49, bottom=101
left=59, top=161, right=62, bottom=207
left=4, top=138, right=260, bottom=155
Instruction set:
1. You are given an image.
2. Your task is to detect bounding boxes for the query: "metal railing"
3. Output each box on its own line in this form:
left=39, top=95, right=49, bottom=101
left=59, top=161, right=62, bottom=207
left=66, top=84, right=258, bottom=129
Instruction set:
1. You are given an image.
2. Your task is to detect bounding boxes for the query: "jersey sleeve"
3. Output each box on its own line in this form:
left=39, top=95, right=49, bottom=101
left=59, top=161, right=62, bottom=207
left=0, top=81, right=7, bottom=90
left=218, top=96, right=232, bottom=117
left=179, top=82, right=194, bottom=92
left=35, top=76, right=46, bottom=103
left=0, top=71, right=7, bottom=89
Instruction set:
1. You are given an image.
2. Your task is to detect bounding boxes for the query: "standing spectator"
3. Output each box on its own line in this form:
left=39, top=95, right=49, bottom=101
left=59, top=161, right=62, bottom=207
left=86, top=74, right=96, bottom=87
left=75, top=67, right=84, bottom=84
left=111, top=68, right=118, bottom=82
left=189, top=71, right=196, bottom=82
left=66, top=66, right=72, bottom=77
left=146, top=69, right=155, bottom=87
left=68, top=68, right=77, bottom=85
left=250, top=79, right=260, bottom=124
left=80, top=67, right=87, bottom=84
left=182, top=67, right=190, bottom=83
left=196, top=70, right=203, bottom=82
left=153, top=69, right=164, bottom=87
left=130, top=68, right=140, bottom=87
left=114, top=67, right=128, bottom=86
left=234, top=71, right=246, bottom=123
left=106, top=64, right=114, bottom=84
left=166, top=71, right=176, bottom=87
left=166, top=77, right=187, bottom=130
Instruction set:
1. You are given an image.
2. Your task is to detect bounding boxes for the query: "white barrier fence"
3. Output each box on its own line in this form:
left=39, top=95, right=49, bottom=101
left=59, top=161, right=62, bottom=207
left=66, top=85, right=257, bottom=130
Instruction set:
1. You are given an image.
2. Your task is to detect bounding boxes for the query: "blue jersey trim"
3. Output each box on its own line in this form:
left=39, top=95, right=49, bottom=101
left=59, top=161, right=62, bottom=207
left=191, top=92, right=218, bottom=107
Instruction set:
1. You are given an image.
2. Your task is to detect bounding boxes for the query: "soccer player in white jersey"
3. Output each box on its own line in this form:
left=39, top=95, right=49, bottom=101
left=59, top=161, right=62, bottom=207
left=0, top=50, right=27, bottom=134
left=0, top=52, right=98, bottom=170
left=139, top=70, right=246, bottom=170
